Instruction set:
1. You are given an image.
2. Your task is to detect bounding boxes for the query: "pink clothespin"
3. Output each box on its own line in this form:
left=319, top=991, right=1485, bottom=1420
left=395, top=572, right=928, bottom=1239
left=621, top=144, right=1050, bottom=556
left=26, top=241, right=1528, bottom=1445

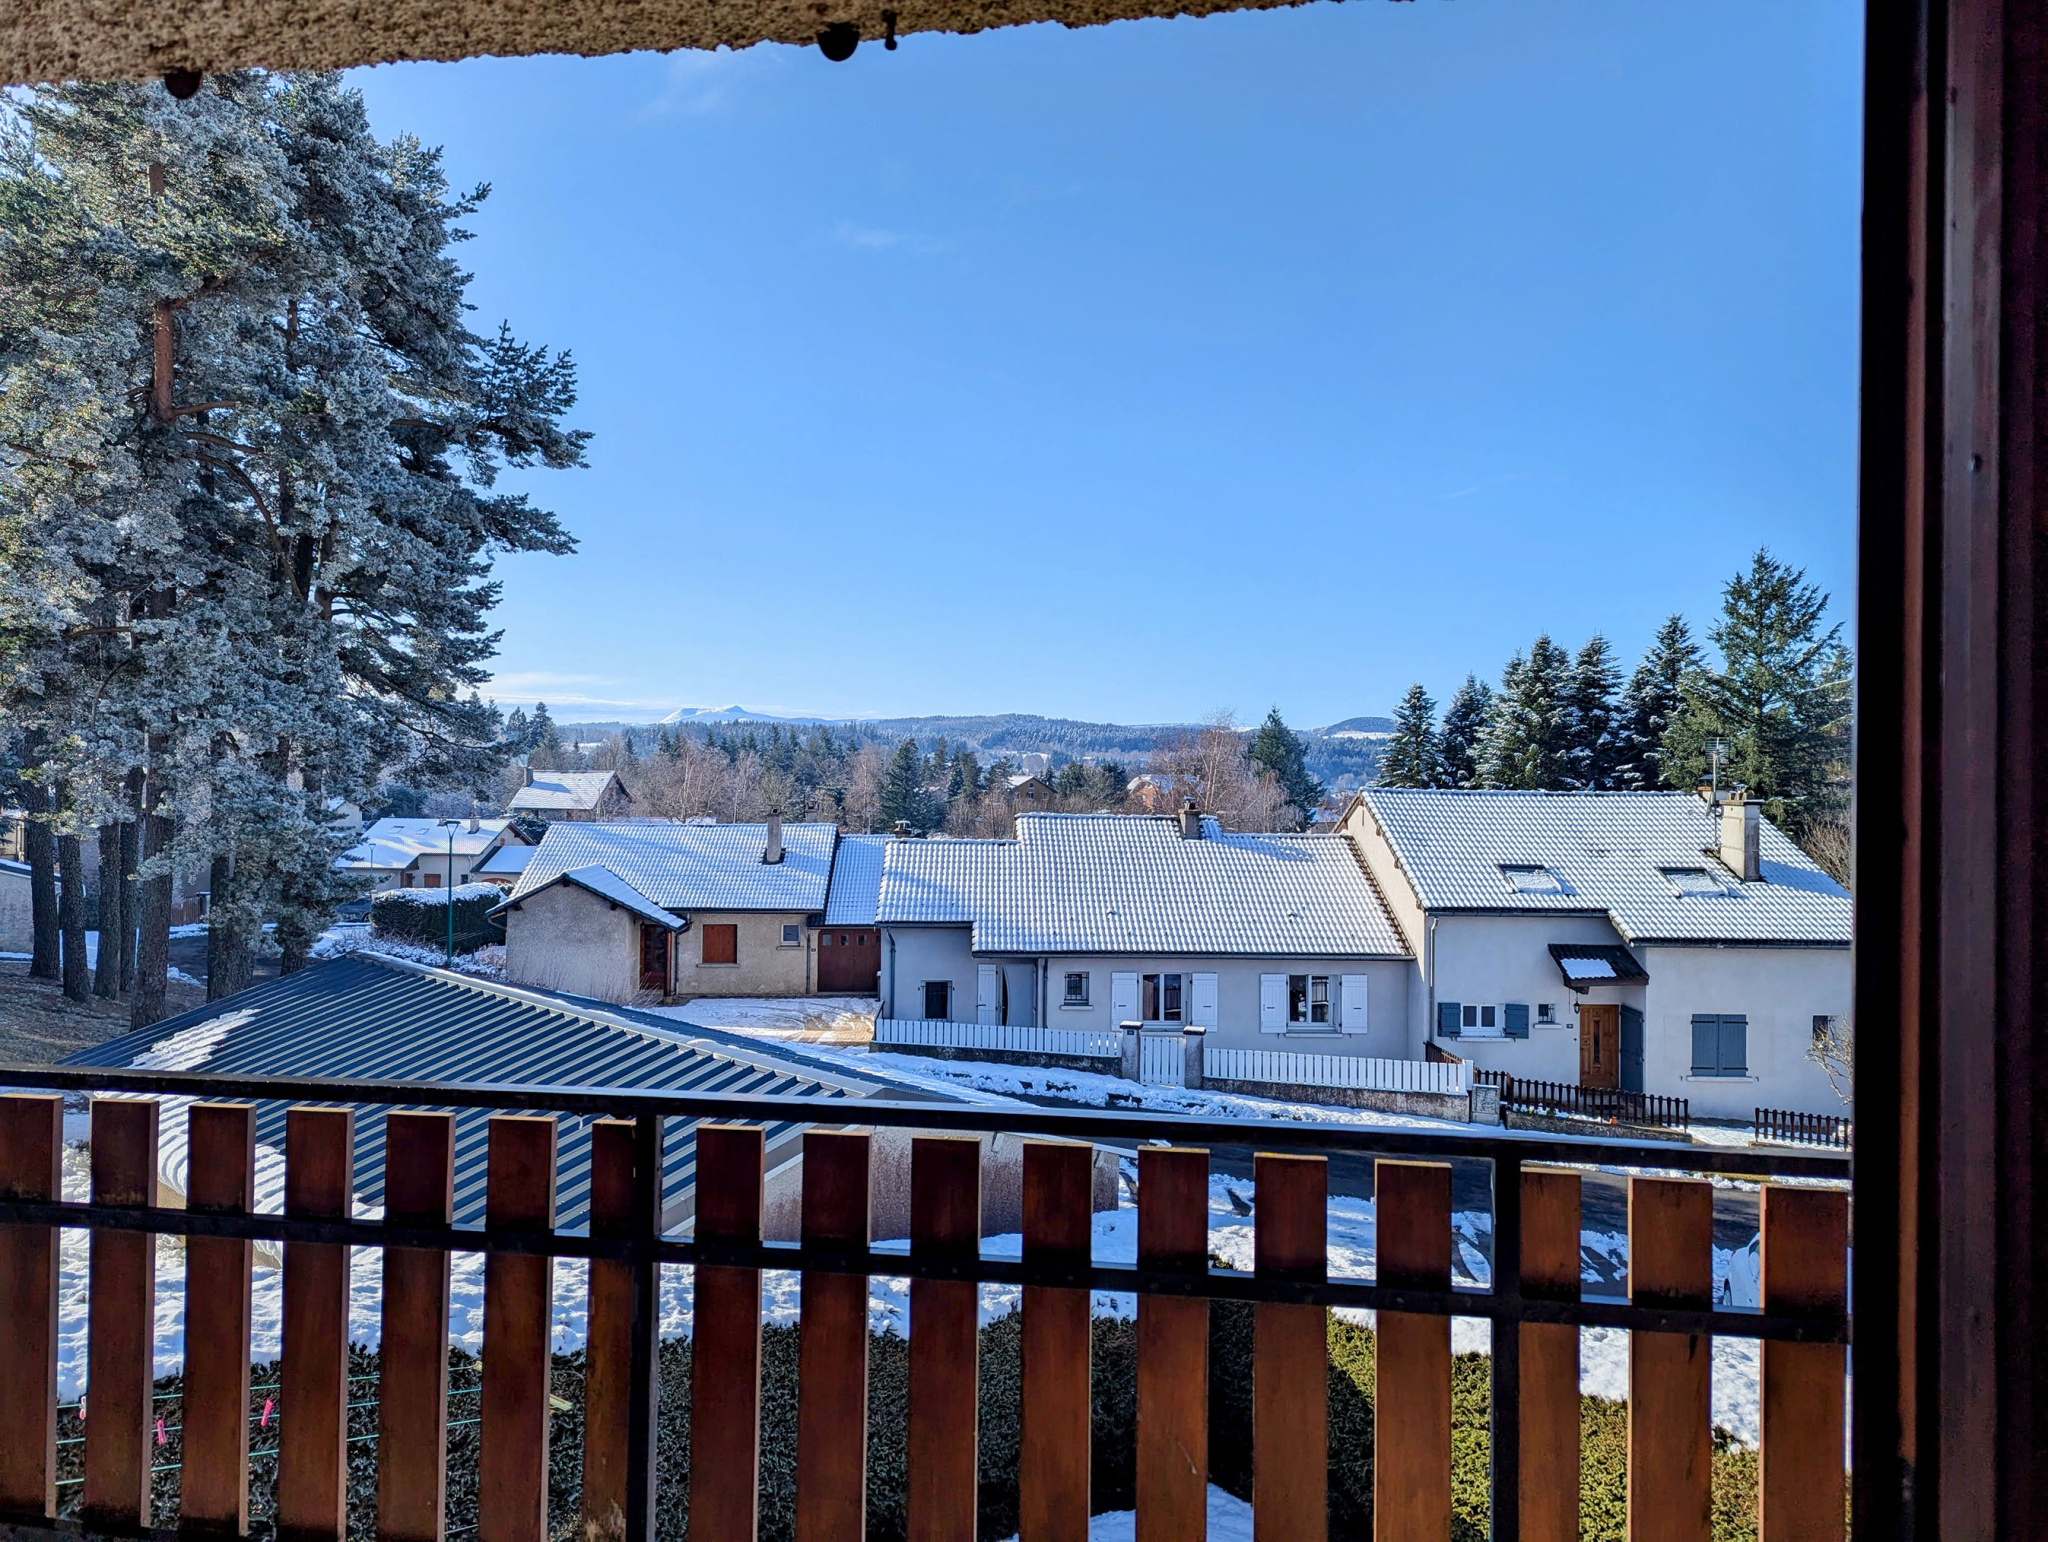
left=155, top=1417, right=165, bottom=1446
left=260, top=1398, right=274, bottom=1428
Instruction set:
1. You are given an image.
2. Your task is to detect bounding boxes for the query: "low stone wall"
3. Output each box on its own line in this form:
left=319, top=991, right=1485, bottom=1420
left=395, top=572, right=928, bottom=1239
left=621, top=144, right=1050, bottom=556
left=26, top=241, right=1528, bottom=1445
left=1202, top=1076, right=1477, bottom=1123
left=1502, top=1108, right=1692, bottom=1144
left=869, top=1041, right=1122, bottom=1077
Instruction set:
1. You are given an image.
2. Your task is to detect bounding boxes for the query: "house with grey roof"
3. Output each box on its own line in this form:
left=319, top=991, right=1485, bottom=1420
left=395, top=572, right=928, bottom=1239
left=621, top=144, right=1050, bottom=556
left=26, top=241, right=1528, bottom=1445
left=337, top=815, right=525, bottom=892
left=1342, top=788, right=1852, bottom=1119
left=507, top=767, right=631, bottom=821
left=874, top=810, right=1412, bottom=1053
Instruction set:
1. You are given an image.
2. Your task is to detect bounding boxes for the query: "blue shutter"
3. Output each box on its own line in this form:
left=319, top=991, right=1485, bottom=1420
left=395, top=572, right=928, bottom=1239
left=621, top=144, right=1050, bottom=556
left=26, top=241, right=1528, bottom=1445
left=1720, top=1015, right=1748, bottom=1075
left=1503, top=1003, right=1530, bottom=1039
left=1620, top=1006, right=1645, bottom=1092
left=1437, top=1000, right=1462, bottom=1038
left=1691, top=1015, right=1718, bottom=1075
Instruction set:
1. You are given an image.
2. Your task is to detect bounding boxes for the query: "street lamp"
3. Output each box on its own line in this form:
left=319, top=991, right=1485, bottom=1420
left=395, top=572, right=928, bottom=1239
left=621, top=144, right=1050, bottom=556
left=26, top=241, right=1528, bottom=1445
left=446, top=820, right=456, bottom=966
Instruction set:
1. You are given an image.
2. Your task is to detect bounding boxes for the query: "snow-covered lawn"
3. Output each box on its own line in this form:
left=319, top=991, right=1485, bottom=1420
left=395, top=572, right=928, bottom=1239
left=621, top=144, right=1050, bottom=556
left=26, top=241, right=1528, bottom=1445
left=662, top=996, right=876, bottom=1043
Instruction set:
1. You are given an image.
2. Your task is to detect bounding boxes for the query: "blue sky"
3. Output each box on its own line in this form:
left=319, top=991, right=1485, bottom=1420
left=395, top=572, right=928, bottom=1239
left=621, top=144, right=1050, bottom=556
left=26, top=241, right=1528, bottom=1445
left=349, top=0, right=1864, bottom=728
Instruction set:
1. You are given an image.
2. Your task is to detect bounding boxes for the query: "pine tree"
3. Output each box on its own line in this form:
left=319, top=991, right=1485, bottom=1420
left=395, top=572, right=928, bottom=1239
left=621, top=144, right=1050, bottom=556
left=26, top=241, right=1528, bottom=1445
left=1662, top=551, right=1852, bottom=838
left=1376, top=685, right=1451, bottom=788
left=880, top=739, right=933, bottom=833
left=1477, top=636, right=1574, bottom=789
left=1247, top=707, right=1325, bottom=826
left=1563, top=635, right=1624, bottom=789
left=1614, top=616, right=1703, bottom=792
left=1438, top=676, right=1494, bottom=789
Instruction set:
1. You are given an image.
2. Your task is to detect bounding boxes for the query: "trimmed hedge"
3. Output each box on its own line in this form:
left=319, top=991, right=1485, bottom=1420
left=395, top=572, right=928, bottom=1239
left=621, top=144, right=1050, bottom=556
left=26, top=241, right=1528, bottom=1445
left=369, top=883, right=505, bottom=953
left=57, top=1313, right=1785, bottom=1542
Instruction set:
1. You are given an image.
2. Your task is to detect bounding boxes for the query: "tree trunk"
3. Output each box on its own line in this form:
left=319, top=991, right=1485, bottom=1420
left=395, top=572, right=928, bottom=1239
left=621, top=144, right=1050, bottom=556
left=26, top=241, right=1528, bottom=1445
left=56, top=828, right=89, bottom=1004
left=130, top=764, right=174, bottom=1030
left=93, top=820, right=122, bottom=997
left=205, top=851, right=256, bottom=1000
left=19, top=730, right=59, bottom=980
left=119, top=769, right=142, bottom=993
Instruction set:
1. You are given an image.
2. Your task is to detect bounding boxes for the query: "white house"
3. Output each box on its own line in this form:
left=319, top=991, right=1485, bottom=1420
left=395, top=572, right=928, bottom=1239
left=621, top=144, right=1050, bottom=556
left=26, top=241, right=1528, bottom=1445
left=337, top=816, right=524, bottom=892
left=1341, top=788, right=1852, bottom=1119
left=507, top=768, right=630, bottom=821
left=874, top=809, right=1413, bottom=1047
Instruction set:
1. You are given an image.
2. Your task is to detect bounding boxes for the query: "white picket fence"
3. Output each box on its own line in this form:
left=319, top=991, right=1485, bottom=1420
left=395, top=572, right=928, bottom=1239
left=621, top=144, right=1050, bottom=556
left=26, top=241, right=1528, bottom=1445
left=1138, top=1033, right=1186, bottom=1088
left=872, top=1019, right=1123, bottom=1060
left=1203, top=1047, right=1471, bottom=1096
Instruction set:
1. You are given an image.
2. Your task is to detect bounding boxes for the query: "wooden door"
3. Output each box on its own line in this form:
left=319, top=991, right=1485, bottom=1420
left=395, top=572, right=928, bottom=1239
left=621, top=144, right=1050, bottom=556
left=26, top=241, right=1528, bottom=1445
left=817, top=928, right=880, bottom=994
left=1579, top=1004, right=1619, bottom=1089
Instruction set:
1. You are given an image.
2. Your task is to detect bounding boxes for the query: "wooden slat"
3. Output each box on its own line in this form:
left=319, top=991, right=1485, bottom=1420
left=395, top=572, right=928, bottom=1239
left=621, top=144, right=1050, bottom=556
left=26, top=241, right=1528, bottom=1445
left=0, top=1094, right=62, bottom=1520
left=581, top=1120, right=636, bottom=1541
left=84, top=1097, right=159, bottom=1532
left=796, top=1130, right=870, bottom=1542
left=690, top=1124, right=764, bottom=1542
left=377, top=1111, right=455, bottom=1542
left=1373, top=1161, right=1450, bottom=1542
left=479, top=1117, right=559, bottom=1542
left=1020, top=1142, right=1093, bottom=1542
left=1627, top=1177, right=1712, bottom=1542
left=1760, top=1185, right=1847, bottom=1542
left=279, top=1107, right=355, bottom=1542
left=907, top=1136, right=981, bottom=1542
left=1519, top=1168, right=1582, bottom=1542
left=1136, top=1146, right=1207, bottom=1542
left=1253, top=1152, right=1326, bottom=1542
left=182, top=1102, right=258, bottom=1534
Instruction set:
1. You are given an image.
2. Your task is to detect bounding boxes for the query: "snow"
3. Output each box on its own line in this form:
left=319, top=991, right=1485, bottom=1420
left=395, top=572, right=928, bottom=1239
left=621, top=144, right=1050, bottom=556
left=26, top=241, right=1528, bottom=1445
left=996, top=1486, right=1253, bottom=1542
left=308, top=927, right=504, bottom=979
left=372, top=882, right=504, bottom=907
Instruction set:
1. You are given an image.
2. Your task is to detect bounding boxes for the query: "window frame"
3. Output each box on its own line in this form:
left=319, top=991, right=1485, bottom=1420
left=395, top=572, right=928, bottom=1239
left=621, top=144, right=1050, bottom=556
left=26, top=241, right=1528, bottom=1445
left=1063, top=971, right=1090, bottom=1007
left=923, top=980, right=951, bottom=1020
left=780, top=923, right=802, bottom=947
left=1140, top=972, right=1184, bottom=1023
left=1460, top=1002, right=1505, bottom=1038
left=1288, top=973, right=1334, bottom=1028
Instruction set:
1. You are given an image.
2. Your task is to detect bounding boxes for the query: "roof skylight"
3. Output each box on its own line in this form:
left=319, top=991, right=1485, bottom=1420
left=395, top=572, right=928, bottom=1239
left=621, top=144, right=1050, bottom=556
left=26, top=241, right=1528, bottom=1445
left=1661, top=866, right=1727, bottom=897
left=1500, top=863, right=1567, bottom=895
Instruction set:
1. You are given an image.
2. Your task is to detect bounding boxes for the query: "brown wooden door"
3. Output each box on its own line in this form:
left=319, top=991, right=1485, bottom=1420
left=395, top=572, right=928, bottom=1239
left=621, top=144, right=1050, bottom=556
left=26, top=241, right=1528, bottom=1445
left=1579, top=1004, right=1619, bottom=1089
left=817, top=929, right=880, bottom=994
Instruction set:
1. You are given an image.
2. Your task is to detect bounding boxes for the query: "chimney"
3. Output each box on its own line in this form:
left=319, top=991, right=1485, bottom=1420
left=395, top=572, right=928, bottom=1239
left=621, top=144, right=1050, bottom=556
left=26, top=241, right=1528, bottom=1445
left=893, top=820, right=911, bottom=839
left=467, top=808, right=479, bottom=834
left=519, top=763, right=533, bottom=788
left=1719, top=797, right=1761, bottom=883
left=1178, top=798, right=1203, bottom=839
left=764, top=811, right=784, bottom=865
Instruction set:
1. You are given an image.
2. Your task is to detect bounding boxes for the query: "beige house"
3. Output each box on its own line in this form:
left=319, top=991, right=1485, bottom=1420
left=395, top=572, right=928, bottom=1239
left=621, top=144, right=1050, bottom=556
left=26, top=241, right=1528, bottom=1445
left=507, top=768, right=630, bottom=821
left=336, top=816, right=525, bottom=891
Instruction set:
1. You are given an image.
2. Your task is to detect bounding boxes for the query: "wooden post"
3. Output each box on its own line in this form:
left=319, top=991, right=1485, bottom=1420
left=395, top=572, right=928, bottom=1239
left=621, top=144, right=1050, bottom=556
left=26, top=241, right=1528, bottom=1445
left=690, top=1124, right=764, bottom=1542
left=181, top=1102, right=257, bottom=1535
left=582, top=1120, right=636, bottom=1541
left=377, top=1112, right=454, bottom=1542
left=796, top=1131, right=871, bottom=1542
left=1252, top=1152, right=1325, bottom=1542
left=1760, top=1186, right=1848, bottom=1542
left=1374, top=1161, right=1451, bottom=1542
left=1020, top=1142, right=1093, bottom=1542
left=83, top=1097, right=158, bottom=1533
left=0, top=1094, right=62, bottom=1521
left=1136, top=1147, right=1208, bottom=1542
left=907, top=1137, right=980, bottom=1542
left=1627, top=1177, right=1712, bottom=1542
left=279, top=1107, right=355, bottom=1542
left=1519, top=1168, right=1582, bottom=1542
left=479, top=1116, right=559, bottom=1542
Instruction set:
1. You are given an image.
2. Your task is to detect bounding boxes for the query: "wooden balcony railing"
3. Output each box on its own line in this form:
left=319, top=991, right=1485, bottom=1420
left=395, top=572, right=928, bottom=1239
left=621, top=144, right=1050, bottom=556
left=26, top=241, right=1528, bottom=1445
left=0, top=1063, right=1850, bottom=1542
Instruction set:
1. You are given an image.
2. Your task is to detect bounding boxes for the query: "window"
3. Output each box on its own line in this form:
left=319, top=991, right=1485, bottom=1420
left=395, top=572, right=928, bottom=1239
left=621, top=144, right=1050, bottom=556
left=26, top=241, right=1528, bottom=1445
left=1812, top=1013, right=1837, bottom=1048
left=924, top=980, right=951, bottom=1020
left=1141, top=972, right=1184, bottom=1022
left=1500, top=863, right=1567, bottom=894
left=1289, top=974, right=1332, bottom=1026
left=1536, top=1002, right=1557, bottom=1024
left=1461, top=1003, right=1503, bottom=1037
left=1690, top=1013, right=1749, bottom=1076
left=781, top=923, right=802, bottom=946
left=1661, top=866, right=1727, bottom=897
left=1064, top=972, right=1090, bottom=1006
left=701, top=923, right=738, bottom=965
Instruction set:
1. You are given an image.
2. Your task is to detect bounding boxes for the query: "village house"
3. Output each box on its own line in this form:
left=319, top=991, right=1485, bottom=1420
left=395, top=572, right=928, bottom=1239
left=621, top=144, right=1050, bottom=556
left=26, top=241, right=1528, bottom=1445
left=507, top=767, right=631, bottom=822
left=1340, top=787, right=1852, bottom=1119
left=874, top=808, right=1413, bottom=1044
left=816, top=833, right=889, bottom=995
left=336, top=815, right=526, bottom=891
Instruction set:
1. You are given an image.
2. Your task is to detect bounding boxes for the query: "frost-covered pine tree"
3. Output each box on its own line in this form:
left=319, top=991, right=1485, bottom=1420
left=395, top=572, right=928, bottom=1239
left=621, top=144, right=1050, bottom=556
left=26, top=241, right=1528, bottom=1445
left=1376, top=685, right=1450, bottom=788
left=1476, top=636, right=1573, bottom=789
left=1562, top=635, right=1623, bottom=789
left=1613, top=615, right=1703, bottom=792
left=1438, top=675, right=1493, bottom=789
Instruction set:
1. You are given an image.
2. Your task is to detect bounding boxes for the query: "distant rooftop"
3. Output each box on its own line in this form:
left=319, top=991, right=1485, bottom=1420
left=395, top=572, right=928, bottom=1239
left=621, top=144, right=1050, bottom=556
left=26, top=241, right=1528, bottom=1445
left=339, top=817, right=510, bottom=869
left=508, top=770, right=624, bottom=814
left=510, top=820, right=836, bottom=914
left=824, top=834, right=891, bottom=927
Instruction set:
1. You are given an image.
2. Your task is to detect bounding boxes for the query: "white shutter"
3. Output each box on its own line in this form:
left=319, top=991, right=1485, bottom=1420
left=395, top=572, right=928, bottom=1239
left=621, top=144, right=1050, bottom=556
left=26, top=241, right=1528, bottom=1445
left=976, top=964, right=1000, bottom=1025
left=1340, top=974, right=1369, bottom=1034
left=1110, top=972, right=1139, bottom=1023
left=1259, top=974, right=1287, bottom=1033
left=1191, top=973, right=1219, bottom=1029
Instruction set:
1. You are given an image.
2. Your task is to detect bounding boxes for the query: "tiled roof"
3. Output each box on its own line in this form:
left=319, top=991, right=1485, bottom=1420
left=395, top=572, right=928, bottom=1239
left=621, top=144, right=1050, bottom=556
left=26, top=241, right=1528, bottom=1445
left=501, top=865, right=684, bottom=929
left=510, top=820, right=835, bottom=914
left=1355, top=789, right=1850, bottom=946
left=339, top=817, right=510, bottom=869
left=876, top=812, right=1409, bottom=958
left=474, top=844, right=535, bottom=876
left=824, top=834, right=891, bottom=926
left=508, top=771, right=622, bottom=813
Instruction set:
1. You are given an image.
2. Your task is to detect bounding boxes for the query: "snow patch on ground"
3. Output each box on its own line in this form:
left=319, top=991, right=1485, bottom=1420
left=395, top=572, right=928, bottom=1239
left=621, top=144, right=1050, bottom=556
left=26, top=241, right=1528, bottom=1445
left=664, top=996, right=876, bottom=1043
left=996, top=1486, right=1254, bottom=1542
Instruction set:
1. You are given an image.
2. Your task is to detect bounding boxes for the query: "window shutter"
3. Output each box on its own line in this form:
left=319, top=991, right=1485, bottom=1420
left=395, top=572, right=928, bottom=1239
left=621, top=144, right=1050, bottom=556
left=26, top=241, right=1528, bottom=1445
left=1191, top=973, right=1219, bottom=1029
left=976, top=964, right=1001, bottom=1025
left=1259, top=974, right=1286, bottom=1033
left=1111, top=972, right=1140, bottom=1023
left=1720, top=1014, right=1748, bottom=1076
left=1340, top=975, right=1369, bottom=1034
left=1437, top=1000, right=1461, bottom=1039
left=1503, top=1002, right=1530, bottom=1039
left=1620, top=1006, right=1645, bottom=1092
left=1690, top=1014, right=1718, bottom=1075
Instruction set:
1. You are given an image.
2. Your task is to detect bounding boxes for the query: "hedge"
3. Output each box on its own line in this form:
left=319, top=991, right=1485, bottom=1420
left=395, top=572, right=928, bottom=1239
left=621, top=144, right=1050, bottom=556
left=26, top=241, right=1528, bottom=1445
left=53, top=1307, right=1791, bottom=1542
left=369, top=883, right=505, bottom=953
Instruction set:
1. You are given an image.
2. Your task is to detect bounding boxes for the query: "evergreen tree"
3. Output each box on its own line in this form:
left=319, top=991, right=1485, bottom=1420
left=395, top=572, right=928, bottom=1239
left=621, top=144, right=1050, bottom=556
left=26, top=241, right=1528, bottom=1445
left=1247, top=707, right=1325, bottom=826
left=1563, top=635, right=1624, bottom=789
left=1476, top=636, right=1573, bottom=789
left=1614, top=616, right=1703, bottom=792
left=879, top=738, right=932, bottom=833
left=946, top=748, right=982, bottom=804
left=1438, top=676, right=1493, bottom=789
left=1662, top=551, right=1852, bottom=838
left=1376, top=685, right=1450, bottom=788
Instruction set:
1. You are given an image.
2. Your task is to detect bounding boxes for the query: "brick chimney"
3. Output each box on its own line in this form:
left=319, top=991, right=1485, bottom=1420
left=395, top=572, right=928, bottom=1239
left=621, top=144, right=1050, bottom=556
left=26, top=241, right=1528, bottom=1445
left=1719, top=797, right=1761, bottom=882
left=1178, top=798, right=1203, bottom=839
left=764, top=811, right=784, bottom=865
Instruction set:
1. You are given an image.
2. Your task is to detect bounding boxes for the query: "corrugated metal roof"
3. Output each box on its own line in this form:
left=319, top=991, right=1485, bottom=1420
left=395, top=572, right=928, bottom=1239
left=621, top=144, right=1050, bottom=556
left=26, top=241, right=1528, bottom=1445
left=824, top=834, right=891, bottom=926
left=339, top=818, right=510, bottom=869
left=876, top=813, right=1409, bottom=958
left=61, top=953, right=894, bottom=1229
left=508, top=771, right=622, bottom=813
left=1356, top=789, right=1851, bottom=946
left=502, top=865, right=684, bottom=929
left=510, top=822, right=835, bottom=914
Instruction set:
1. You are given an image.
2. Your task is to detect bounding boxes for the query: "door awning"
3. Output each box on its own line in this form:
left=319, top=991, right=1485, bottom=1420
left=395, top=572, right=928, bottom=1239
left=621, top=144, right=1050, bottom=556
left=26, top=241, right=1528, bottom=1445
left=1547, top=943, right=1648, bottom=993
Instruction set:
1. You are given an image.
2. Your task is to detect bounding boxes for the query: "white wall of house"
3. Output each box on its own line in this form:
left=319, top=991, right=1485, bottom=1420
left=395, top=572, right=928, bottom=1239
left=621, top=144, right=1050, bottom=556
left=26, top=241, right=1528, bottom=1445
left=1422, top=913, right=1632, bottom=1076
left=1039, top=954, right=1410, bottom=1054
left=501, top=882, right=645, bottom=1004
left=671, top=910, right=815, bottom=998
left=884, top=926, right=980, bottom=1021
left=1640, top=944, right=1852, bottom=1119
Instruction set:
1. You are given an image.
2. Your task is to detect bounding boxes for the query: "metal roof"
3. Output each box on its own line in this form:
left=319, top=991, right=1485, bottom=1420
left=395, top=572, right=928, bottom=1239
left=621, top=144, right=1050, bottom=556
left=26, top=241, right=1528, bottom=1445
left=1548, top=943, right=1651, bottom=987
left=508, top=771, right=623, bottom=813
left=1356, top=789, right=1851, bottom=946
left=61, top=952, right=899, bottom=1229
left=510, top=821, right=835, bottom=914
left=501, top=865, right=684, bottom=929
left=876, top=812, right=1409, bottom=958
left=339, top=817, right=510, bottom=870
left=824, top=834, right=891, bottom=926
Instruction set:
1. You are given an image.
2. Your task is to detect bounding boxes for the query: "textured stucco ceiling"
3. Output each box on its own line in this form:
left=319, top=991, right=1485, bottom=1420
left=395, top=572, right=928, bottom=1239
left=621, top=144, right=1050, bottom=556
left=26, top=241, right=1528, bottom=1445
left=2, top=0, right=1303, bottom=88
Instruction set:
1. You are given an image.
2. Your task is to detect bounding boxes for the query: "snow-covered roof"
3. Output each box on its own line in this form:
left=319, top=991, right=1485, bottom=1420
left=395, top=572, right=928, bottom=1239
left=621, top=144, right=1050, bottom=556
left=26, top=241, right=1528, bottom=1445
left=499, top=865, right=683, bottom=929
left=474, top=843, right=535, bottom=876
left=876, top=812, right=1409, bottom=958
left=824, top=834, right=890, bottom=926
left=1355, top=789, right=1850, bottom=947
left=509, top=821, right=836, bottom=914
left=507, top=771, right=623, bottom=813
left=339, top=817, right=510, bottom=870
